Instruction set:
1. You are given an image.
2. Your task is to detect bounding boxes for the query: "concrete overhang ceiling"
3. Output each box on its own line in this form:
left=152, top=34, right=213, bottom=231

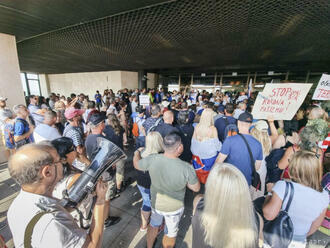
left=0, top=0, right=329, bottom=74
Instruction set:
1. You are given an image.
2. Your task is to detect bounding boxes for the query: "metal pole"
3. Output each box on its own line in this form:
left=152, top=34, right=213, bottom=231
left=305, top=70, right=310, bottom=83
left=253, top=72, right=257, bottom=84
left=285, top=71, right=290, bottom=81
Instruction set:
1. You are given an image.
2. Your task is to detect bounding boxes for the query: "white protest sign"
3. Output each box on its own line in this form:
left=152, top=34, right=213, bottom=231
left=312, top=74, right=330, bottom=101
left=139, top=95, right=150, bottom=106
left=252, top=83, right=312, bottom=120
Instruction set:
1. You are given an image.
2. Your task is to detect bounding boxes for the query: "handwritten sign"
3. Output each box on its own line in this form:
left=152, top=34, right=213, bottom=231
left=139, top=95, right=150, bottom=106
left=312, top=74, right=330, bottom=101
left=252, top=83, right=312, bottom=120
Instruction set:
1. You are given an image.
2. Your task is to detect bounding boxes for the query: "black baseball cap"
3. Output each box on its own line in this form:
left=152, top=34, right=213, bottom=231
left=87, top=111, right=106, bottom=125
left=238, top=112, right=253, bottom=123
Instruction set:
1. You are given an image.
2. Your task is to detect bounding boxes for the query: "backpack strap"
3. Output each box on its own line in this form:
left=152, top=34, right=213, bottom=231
left=238, top=134, right=256, bottom=175
left=24, top=211, right=54, bottom=248
left=284, top=182, right=294, bottom=212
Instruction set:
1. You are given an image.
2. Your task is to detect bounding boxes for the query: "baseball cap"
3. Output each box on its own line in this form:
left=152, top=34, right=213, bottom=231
left=238, top=112, right=253, bottom=123
left=64, top=107, right=85, bottom=120
left=254, top=120, right=269, bottom=131
left=0, top=97, right=7, bottom=101
left=87, top=111, right=106, bottom=125
left=217, top=104, right=225, bottom=113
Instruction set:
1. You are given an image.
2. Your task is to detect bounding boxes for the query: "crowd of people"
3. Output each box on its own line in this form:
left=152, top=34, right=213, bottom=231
left=0, top=85, right=329, bottom=248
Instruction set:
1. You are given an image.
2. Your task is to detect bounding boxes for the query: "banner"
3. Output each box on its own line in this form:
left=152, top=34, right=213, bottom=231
left=312, top=74, right=330, bottom=101
left=139, top=95, right=150, bottom=106
left=252, top=83, right=312, bottom=120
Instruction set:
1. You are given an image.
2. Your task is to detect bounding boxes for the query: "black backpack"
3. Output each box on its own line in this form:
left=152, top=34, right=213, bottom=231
left=264, top=181, right=294, bottom=247
left=223, top=117, right=238, bottom=141
left=265, top=148, right=285, bottom=184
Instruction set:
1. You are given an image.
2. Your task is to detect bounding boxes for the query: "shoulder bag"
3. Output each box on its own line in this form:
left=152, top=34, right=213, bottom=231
left=238, top=133, right=261, bottom=190
left=263, top=181, right=294, bottom=247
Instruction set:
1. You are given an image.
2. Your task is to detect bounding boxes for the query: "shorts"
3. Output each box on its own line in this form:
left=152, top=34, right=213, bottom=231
left=137, top=185, right=151, bottom=212
left=150, top=207, right=184, bottom=238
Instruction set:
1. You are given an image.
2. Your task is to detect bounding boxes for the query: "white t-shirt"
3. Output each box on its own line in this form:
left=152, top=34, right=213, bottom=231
left=272, top=181, right=328, bottom=237
left=7, top=190, right=87, bottom=248
left=33, top=123, right=61, bottom=143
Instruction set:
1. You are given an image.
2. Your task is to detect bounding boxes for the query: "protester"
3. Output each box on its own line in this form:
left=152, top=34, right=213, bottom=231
left=154, top=110, right=179, bottom=138
left=118, top=101, right=128, bottom=146
left=191, top=108, right=221, bottom=184
left=33, top=110, right=61, bottom=143
left=250, top=120, right=272, bottom=199
left=133, top=131, right=164, bottom=231
left=233, top=102, right=247, bottom=119
left=63, top=107, right=85, bottom=155
left=95, top=90, right=102, bottom=110
left=134, top=133, right=200, bottom=248
left=13, top=104, right=34, bottom=148
left=216, top=112, right=263, bottom=186
left=176, top=111, right=194, bottom=163
left=143, top=104, right=162, bottom=135
left=192, top=163, right=263, bottom=248
left=263, top=150, right=328, bottom=247
left=7, top=143, right=108, bottom=247
left=28, top=95, right=45, bottom=126
left=133, top=105, right=146, bottom=149
left=214, top=103, right=236, bottom=142
left=103, top=114, right=126, bottom=194
left=84, top=112, right=122, bottom=227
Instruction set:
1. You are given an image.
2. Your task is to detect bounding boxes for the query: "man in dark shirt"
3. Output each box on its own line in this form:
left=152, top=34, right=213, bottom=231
left=154, top=110, right=179, bottom=138
left=85, top=111, right=121, bottom=227
left=143, top=104, right=162, bottom=134
left=214, top=103, right=237, bottom=142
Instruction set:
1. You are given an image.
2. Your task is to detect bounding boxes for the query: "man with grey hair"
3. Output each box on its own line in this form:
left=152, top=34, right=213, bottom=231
left=142, top=104, right=162, bottom=135
left=33, top=110, right=61, bottom=143
left=7, top=143, right=108, bottom=247
left=13, top=104, right=34, bottom=147
left=133, top=132, right=200, bottom=248
left=85, top=111, right=122, bottom=227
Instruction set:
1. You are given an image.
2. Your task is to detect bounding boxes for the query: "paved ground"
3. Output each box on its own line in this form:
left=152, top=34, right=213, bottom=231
left=0, top=146, right=328, bottom=248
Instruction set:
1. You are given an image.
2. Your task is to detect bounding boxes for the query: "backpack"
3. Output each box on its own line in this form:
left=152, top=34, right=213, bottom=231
left=4, top=123, right=15, bottom=148
left=147, top=118, right=162, bottom=134
left=265, top=148, right=285, bottom=183
left=263, top=181, right=294, bottom=247
left=223, top=117, right=238, bottom=140
left=132, top=122, right=139, bottom=137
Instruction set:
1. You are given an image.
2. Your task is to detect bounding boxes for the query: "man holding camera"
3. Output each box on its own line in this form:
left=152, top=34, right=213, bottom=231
left=7, top=143, right=108, bottom=248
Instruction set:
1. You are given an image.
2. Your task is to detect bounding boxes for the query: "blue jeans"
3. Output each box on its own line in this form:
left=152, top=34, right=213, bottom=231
left=137, top=185, right=151, bottom=212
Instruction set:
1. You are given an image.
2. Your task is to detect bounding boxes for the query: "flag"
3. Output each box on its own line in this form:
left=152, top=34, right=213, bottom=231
left=248, top=78, right=253, bottom=98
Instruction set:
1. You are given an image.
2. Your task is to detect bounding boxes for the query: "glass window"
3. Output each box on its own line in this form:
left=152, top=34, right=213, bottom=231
left=27, top=73, right=39, bottom=80
left=20, top=73, right=28, bottom=96
left=28, top=80, right=40, bottom=96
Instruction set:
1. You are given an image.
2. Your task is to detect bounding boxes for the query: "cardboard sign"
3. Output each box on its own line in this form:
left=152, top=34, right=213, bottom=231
left=139, top=95, right=150, bottom=106
left=252, top=83, right=312, bottom=120
left=312, top=74, right=330, bottom=101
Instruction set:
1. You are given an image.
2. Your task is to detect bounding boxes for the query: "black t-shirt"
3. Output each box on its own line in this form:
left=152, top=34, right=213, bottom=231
left=85, top=134, right=108, bottom=161
left=176, top=124, right=194, bottom=163
left=103, top=125, right=124, bottom=149
left=154, top=123, right=179, bottom=138
left=136, top=169, right=151, bottom=189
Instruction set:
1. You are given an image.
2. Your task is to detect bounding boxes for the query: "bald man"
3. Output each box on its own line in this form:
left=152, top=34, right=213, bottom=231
left=7, top=144, right=108, bottom=248
left=154, top=110, right=179, bottom=138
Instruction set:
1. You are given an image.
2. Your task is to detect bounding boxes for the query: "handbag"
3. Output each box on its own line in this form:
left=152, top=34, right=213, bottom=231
left=264, top=181, right=294, bottom=247
left=238, top=134, right=261, bottom=190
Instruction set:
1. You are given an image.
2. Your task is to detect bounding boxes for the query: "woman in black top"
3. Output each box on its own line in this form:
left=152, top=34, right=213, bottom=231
left=192, top=163, right=263, bottom=248
left=133, top=131, right=164, bottom=231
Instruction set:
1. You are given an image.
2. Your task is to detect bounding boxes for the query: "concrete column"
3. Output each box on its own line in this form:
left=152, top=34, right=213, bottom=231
left=0, top=33, right=26, bottom=163
left=39, top=74, right=51, bottom=97
left=138, top=70, right=147, bottom=89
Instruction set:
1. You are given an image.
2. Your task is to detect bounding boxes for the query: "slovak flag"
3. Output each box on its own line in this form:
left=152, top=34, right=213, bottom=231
left=248, top=78, right=253, bottom=98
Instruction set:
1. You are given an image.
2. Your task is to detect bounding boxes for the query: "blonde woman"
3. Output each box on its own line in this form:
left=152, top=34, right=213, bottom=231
left=191, top=108, right=221, bottom=184
left=250, top=120, right=272, bottom=199
left=192, top=163, right=263, bottom=248
left=263, top=151, right=328, bottom=247
left=133, top=131, right=164, bottom=231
